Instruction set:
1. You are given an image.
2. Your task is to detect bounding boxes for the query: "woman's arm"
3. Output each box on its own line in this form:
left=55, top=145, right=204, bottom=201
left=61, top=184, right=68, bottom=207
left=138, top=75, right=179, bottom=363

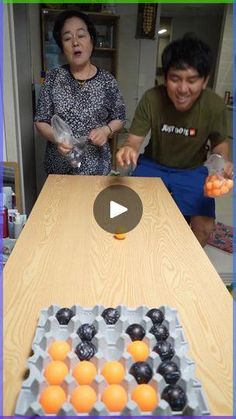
left=35, top=121, right=72, bottom=154
left=89, top=119, right=125, bottom=146
left=35, top=121, right=55, bottom=142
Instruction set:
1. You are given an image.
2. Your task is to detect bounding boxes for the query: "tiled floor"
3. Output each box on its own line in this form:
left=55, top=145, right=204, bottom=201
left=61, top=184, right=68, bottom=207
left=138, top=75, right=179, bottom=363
left=204, top=190, right=233, bottom=285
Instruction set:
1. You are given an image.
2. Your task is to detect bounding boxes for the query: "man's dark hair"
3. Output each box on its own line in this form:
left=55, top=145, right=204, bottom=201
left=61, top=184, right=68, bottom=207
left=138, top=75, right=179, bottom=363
left=162, top=34, right=213, bottom=79
left=53, top=10, right=97, bottom=51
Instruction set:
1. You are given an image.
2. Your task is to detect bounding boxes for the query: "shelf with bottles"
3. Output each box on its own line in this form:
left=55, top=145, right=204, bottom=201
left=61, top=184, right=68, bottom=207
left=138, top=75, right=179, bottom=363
left=41, top=8, right=120, bottom=76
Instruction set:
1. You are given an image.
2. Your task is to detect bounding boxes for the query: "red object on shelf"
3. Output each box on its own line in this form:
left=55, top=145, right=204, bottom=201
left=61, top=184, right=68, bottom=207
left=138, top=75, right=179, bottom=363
left=3, top=207, right=9, bottom=238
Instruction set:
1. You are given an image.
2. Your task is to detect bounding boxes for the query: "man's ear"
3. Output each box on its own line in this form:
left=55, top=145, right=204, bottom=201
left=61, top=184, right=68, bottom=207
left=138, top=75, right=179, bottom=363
left=203, top=75, right=210, bottom=89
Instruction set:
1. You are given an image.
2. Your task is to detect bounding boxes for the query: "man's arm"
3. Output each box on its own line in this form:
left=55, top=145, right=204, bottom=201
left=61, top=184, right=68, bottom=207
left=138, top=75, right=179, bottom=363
left=212, top=139, right=233, bottom=178
left=116, top=134, right=145, bottom=167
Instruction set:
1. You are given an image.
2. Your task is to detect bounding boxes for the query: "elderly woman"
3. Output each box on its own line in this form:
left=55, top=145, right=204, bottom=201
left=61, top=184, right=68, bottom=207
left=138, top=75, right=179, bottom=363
left=35, top=10, right=126, bottom=175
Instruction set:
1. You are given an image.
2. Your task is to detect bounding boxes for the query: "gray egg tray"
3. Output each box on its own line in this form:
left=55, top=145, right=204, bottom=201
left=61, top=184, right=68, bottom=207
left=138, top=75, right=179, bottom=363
left=15, top=305, right=210, bottom=416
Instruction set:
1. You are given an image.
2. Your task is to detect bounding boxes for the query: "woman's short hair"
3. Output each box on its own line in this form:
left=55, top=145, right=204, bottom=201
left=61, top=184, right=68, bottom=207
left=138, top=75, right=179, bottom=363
left=162, top=34, right=213, bottom=79
left=53, top=10, right=97, bottom=51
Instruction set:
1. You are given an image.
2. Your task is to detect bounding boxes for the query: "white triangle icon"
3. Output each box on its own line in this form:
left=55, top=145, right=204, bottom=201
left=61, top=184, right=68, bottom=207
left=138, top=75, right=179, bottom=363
left=110, top=200, right=128, bottom=219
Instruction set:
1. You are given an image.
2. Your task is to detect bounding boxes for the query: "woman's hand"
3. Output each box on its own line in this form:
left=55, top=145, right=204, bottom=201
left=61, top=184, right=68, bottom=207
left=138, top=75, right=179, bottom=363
left=57, top=142, right=73, bottom=156
left=89, top=126, right=110, bottom=146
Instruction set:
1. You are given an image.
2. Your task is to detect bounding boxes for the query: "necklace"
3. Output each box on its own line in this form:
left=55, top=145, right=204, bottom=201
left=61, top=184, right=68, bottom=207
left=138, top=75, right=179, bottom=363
left=77, top=79, right=87, bottom=86
left=75, top=64, right=92, bottom=87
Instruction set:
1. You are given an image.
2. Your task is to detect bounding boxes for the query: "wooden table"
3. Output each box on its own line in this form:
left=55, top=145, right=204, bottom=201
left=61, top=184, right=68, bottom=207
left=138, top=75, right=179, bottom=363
left=4, top=175, right=232, bottom=415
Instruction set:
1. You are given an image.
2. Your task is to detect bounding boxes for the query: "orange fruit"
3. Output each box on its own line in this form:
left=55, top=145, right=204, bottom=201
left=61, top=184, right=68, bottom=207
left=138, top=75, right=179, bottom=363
left=226, top=179, right=234, bottom=190
left=205, top=181, right=213, bottom=191
left=48, top=340, right=71, bottom=361
left=209, top=174, right=218, bottom=182
left=71, top=385, right=97, bottom=413
left=220, top=184, right=229, bottom=194
left=102, top=384, right=127, bottom=412
left=211, top=188, right=221, bottom=197
left=212, top=179, right=222, bottom=188
left=101, top=361, right=125, bottom=384
left=44, top=360, right=68, bottom=385
left=127, top=340, right=149, bottom=361
left=40, top=385, right=66, bottom=414
left=131, top=384, right=158, bottom=411
left=73, top=361, right=97, bottom=385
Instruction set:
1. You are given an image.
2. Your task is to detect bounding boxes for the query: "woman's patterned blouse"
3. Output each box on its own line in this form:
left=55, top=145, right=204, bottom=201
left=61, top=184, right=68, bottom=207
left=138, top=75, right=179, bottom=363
left=35, top=65, right=126, bottom=175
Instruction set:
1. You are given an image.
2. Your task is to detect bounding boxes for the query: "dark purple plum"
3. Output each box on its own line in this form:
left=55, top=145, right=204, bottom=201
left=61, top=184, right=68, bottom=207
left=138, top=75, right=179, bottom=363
left=149, top=324, right=169, bottom=341
left=161, top=384, right=187, bottom=411
left=101, top=308, right=120, bottom=325
left=77, top=323, right=97, bottom=341
left=75, top=341, right=97, bottom=360
left=55, top=307, right=74, bottom=325
left=129, top=362, right=153, bottom=384
left=153, top=340, right=175, bottom=361
left=157, top=361, right=181, bottom=384
left=126, top=324, right=145, bottom=341
left=146, top=308, right=164, bottom=325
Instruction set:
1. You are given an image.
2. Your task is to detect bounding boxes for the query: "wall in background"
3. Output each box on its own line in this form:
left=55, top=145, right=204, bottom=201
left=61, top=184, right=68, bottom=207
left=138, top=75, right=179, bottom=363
left=169, top=9, right=224, bottom=89
left=214, top=4, right=233, bottom=98
left=116, top=4, right=160, bottom=128
left=13, top=4, right=37, bottom=214
left=3, top=4, right=25, bottom=209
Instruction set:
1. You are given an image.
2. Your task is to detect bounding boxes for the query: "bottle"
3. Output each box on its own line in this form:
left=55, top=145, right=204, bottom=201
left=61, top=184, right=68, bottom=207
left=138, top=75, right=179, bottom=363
left=8, top=214, right=15, bottom=239
left=14, top=214, right=23, bottom=239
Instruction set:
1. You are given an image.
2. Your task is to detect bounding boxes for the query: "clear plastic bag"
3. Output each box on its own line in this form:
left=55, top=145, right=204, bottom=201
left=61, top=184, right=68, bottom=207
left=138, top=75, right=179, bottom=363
left=51, top=115, right=88, bottom=169
left=204, top=154, right=233, bottom=197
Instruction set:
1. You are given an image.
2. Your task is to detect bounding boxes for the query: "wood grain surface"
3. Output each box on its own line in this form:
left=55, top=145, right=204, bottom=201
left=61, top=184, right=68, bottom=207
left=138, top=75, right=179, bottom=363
left=4, top=175, right=232, bottom=415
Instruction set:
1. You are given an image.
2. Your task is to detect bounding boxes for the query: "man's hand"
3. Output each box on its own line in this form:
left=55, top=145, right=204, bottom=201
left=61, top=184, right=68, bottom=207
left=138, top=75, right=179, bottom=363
left=116, top=145, right=138, bottom=167
left=223, top=160, right=234, bottom=179
left=89, top=127, right=109, bottom=146
left=57, top=142, right=73, bottom=156
left=212, top=140, right=233, bottom=178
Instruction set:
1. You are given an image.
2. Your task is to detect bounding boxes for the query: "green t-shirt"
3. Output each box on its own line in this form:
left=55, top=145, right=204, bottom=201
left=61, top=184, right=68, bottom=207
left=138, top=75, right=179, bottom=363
left=129, top=85, right=228, bottom=169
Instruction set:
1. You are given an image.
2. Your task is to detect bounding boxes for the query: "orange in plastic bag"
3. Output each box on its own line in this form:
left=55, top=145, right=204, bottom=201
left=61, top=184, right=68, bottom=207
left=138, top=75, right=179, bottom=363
left=204, top=170, right=233, bottom=198
left=204, top=154, right=233, bottom=197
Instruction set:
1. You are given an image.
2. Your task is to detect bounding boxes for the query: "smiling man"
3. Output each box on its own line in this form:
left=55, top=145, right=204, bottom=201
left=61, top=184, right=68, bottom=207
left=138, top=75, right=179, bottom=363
left=116, top=34, right=233, bottom=247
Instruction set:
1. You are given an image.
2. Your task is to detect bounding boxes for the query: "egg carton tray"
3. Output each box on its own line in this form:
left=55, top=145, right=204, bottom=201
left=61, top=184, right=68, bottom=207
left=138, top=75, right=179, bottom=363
left=15, top=304, right=210, bottom=416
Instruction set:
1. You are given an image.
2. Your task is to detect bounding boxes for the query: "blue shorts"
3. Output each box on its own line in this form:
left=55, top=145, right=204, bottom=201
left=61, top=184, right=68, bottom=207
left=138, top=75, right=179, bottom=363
left=132, top=156, right=215, bottom=218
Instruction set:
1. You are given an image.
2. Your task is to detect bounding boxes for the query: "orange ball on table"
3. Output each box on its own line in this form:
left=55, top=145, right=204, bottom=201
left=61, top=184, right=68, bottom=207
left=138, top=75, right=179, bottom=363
left=40, top=385, right=67, bottom=414
left=114, top=233, right=126, bottom=240
left=127, top=340, right=149, bottom=361
left=44, top=360, right=68, bottom=385
left=131, top=384, right=158, bottom=411
left=102, top=384, right=128, bottom=412
left=48, top=340, right=71, bottom=361
left=101, top=361, right=125, bottom=384
left=72, top=361, right=97, bottom=385
left=71, top=385, right=97, bottom=413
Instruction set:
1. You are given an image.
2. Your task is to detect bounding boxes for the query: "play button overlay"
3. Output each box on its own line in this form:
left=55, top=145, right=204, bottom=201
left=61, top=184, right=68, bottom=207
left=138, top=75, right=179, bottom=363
left=93, top=185, right=143, bottom=234
left=110, top=201, right=128, bottom=219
